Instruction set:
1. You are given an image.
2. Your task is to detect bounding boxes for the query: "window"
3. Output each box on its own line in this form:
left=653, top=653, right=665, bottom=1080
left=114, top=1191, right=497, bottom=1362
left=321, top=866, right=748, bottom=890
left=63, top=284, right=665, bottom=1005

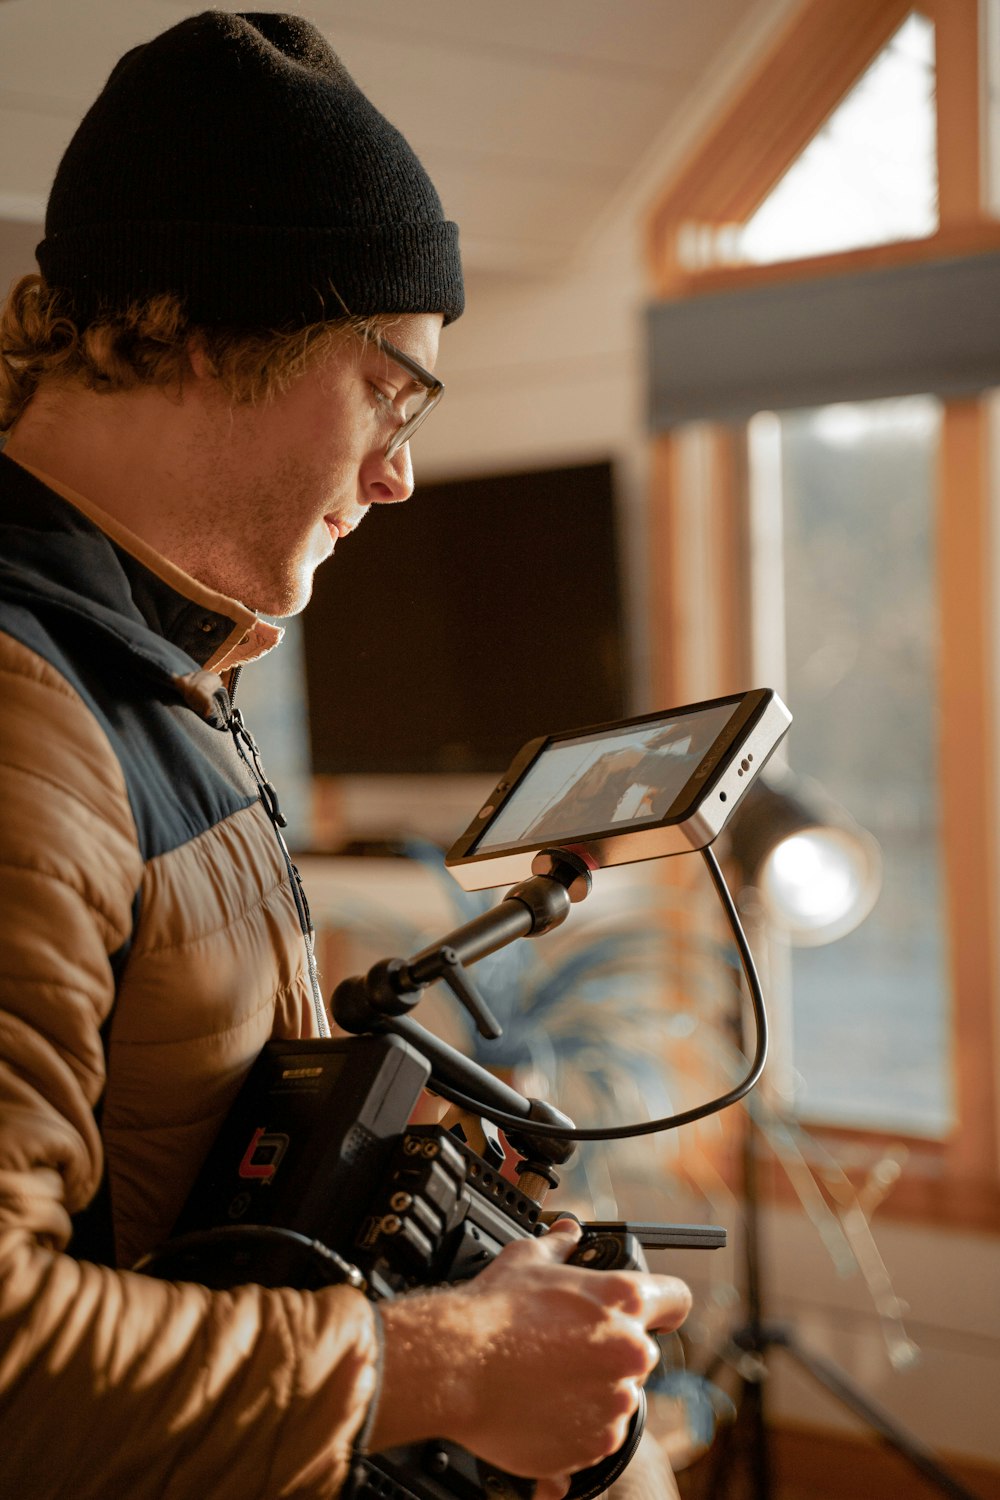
left=733, top=18, right=950, bottom=1135
left=645, top=0, right=1000, bottom=1226
left=751, top=397, right=952, bottom=1135
left=740, top=13, right=938, bottom=262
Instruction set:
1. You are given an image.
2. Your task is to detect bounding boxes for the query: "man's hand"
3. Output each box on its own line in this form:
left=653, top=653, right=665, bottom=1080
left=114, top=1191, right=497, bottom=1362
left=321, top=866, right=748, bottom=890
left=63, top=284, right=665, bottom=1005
left=369, top=1219, right=692, bottom=1500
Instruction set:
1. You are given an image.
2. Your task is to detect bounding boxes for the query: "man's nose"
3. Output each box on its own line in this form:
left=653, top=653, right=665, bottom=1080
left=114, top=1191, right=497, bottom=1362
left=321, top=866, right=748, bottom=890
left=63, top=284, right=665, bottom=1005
left=360, top=441, right=414, bottom=506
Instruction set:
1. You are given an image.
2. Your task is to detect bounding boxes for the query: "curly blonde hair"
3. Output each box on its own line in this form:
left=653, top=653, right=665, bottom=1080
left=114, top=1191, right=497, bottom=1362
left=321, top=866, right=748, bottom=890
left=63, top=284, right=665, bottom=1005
left=0, top=274, right=389, bottom=433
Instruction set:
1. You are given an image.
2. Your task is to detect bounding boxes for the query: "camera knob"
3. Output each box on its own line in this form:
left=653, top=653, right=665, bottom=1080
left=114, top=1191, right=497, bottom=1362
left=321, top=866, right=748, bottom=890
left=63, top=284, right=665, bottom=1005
left=567, top=1230, right=645, bottom=1272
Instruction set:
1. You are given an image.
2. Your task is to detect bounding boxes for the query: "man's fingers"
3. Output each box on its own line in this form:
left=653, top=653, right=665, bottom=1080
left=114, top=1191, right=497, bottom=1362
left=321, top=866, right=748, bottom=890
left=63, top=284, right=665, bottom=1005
left=534, top=1474, right=573, bottom=1500
left=584, top=1268, right=693, bottom=1330
left=638, top=1274, right=692, bottom=1331
left=511, top=1226, right=692, bottom=1334
left=534, top=1218, right=583, bottom=1258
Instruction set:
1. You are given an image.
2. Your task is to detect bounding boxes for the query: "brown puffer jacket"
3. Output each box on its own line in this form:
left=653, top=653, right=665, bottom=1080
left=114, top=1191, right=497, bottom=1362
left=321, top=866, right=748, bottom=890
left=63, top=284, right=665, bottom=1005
left=0, top=455, right=380, bottom=1498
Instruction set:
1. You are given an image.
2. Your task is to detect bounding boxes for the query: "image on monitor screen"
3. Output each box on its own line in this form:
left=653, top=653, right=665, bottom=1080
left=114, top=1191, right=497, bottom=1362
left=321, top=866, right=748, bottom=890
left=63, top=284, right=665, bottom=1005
left=474, top=701, right=735, bottom=852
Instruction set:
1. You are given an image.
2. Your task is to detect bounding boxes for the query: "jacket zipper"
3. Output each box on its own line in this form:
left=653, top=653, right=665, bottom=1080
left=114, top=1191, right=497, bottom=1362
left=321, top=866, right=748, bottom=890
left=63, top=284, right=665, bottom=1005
left=226, top=666, right=330, bottom=1038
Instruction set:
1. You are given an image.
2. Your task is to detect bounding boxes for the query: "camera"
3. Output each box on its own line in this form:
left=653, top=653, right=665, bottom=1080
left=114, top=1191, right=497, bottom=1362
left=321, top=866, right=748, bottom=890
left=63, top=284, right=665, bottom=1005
left=139, top=1033, right=719, bottom=1500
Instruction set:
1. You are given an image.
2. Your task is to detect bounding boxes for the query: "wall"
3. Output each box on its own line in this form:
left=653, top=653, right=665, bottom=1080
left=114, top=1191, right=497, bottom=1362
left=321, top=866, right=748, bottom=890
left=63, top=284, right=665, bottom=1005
left=0, top=216, right=39, bottom=299
left=414, top=235, right=658, bottom=708
left=666, top=1203, right=1000, bottom=1474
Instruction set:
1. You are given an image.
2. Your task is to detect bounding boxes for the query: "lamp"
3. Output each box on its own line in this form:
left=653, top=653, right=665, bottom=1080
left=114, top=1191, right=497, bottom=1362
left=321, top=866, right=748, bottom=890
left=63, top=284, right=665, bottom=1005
left=726, top=766, right=883, bottom=946
left=701, top=767, right=978, bottom=1500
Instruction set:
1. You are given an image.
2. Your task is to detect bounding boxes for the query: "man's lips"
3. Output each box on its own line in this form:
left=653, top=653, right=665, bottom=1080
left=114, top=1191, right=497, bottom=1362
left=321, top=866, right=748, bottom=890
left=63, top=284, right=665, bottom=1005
left=324, top=516, right=354, bottom=542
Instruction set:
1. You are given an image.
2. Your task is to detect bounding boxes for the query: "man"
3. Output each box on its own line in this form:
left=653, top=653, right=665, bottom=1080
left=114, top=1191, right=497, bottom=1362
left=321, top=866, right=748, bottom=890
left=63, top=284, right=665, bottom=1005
left=0, top=13, right=691, bottom=1498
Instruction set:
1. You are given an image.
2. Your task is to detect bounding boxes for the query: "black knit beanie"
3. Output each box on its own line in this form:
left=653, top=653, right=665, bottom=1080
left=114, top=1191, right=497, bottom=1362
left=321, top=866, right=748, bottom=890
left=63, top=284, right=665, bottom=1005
left=36, top=11, right=464, bottom=328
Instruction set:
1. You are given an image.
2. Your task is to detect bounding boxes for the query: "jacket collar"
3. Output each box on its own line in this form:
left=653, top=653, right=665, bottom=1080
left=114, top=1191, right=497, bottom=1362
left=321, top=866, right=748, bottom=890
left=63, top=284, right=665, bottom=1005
left=0, top=452, right=281, bottom=670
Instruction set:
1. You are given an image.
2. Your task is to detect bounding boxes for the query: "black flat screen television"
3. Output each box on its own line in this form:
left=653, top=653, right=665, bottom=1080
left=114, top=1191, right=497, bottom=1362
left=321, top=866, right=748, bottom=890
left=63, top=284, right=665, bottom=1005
left=301, top=460, right=630, bottom=775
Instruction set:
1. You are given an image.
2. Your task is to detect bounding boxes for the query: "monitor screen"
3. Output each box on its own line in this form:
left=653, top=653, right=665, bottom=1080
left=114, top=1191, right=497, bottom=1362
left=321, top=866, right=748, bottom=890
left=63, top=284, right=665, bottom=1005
left=473, top=701, right=736, bottom=853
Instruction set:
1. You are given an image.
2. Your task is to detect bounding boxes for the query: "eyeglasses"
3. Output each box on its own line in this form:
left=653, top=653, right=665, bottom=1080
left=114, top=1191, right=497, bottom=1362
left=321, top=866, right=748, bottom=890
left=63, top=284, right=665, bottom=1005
left=375, top=335, right=444, bottom=461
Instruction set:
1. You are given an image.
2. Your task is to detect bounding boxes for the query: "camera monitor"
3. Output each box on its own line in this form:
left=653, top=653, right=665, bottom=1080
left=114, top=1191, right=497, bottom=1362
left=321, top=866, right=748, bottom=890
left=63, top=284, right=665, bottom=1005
left=445, top=688, right=791, bottom=890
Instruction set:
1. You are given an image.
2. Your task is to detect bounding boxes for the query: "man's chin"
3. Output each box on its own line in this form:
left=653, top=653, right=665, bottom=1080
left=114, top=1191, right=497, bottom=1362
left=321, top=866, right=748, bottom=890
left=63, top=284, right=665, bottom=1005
left=253, top=583, right=315, bottom=620
left=236, top=566, right=316, bottom=620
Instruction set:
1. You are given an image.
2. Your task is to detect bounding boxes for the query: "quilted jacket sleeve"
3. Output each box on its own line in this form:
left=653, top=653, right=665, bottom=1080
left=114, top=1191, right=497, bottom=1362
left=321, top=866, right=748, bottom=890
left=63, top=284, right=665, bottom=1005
left=0, top=634, right=380, bottom=1500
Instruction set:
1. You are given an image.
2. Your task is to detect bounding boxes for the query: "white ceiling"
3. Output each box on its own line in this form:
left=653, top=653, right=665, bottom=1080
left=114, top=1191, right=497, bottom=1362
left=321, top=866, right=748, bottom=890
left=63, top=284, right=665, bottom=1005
left=0, top=0, right=800, bottom=284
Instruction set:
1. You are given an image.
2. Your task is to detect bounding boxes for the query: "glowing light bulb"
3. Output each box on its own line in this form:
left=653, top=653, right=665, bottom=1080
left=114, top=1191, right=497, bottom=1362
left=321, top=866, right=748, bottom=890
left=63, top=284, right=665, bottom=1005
left=760, top=828, right=881, bottom=944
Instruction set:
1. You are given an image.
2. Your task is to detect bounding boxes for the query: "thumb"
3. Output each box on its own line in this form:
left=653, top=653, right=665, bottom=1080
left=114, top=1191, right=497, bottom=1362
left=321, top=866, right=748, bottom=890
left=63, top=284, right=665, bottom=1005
left=535, top=1217, right=583, bottom=1260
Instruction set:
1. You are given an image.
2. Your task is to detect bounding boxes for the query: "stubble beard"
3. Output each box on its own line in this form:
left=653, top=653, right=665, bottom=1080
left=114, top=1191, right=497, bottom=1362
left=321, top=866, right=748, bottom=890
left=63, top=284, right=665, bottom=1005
left=176, top=457, right=336, bottom=619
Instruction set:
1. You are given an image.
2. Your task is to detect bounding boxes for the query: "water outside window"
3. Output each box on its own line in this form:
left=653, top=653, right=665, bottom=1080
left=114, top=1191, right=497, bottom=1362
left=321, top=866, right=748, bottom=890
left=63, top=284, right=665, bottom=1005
left=759, top=397, right=954, bottom=1136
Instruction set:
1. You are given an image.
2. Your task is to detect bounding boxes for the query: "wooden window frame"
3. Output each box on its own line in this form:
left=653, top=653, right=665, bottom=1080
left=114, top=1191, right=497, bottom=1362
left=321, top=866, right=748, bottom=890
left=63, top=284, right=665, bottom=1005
left=645, top=0, right=1000, bottom=1231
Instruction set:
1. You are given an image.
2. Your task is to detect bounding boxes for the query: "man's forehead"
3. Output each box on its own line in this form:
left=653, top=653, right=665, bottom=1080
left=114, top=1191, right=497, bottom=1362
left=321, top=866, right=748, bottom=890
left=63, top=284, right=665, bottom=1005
left=374, top=312, right=443, bottom=369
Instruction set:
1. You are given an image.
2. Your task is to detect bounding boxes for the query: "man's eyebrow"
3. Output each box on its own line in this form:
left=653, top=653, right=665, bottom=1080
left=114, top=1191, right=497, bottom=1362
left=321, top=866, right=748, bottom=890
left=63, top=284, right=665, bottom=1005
left=366, top=346, right=425, bottom=394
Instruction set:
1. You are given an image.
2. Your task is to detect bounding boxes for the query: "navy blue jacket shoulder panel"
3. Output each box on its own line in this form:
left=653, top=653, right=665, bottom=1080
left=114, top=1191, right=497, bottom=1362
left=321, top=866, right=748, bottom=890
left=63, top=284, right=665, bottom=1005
left=0, top=454, right=257, bottom=861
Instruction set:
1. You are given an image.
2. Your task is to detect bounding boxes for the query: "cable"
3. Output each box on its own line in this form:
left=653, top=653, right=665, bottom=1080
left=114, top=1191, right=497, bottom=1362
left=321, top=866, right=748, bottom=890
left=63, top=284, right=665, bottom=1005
left=135, top=1223, right=365, bottom=1287
left=423, top=845, right=768, bottom=1143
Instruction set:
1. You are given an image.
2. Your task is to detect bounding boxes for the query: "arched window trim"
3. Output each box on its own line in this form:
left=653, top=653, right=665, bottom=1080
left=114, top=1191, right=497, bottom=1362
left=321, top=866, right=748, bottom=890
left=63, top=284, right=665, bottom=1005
left=647, top=0, right=998, bottom=296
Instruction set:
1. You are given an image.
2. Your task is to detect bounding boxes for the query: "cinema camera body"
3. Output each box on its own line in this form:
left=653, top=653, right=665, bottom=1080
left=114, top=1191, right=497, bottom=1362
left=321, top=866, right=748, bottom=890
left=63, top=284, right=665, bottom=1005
left=140, top=689, right=791, bottom=1500
left=140, top=1029, right=678, bottom=1500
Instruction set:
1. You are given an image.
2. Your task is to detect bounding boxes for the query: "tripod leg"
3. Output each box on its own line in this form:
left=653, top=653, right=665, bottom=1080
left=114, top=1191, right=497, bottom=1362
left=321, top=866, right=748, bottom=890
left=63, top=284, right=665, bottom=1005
left=697, top=1382, right=741, bottom=1499
left=772, top=1325, right=984, bottom=1500
left=697, top=1343, right=773, bottom=1500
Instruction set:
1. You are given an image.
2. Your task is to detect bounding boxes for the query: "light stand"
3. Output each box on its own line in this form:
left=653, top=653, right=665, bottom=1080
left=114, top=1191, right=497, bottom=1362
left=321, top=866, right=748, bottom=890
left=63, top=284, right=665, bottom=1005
left=696, top=771, right=981, bottom=1500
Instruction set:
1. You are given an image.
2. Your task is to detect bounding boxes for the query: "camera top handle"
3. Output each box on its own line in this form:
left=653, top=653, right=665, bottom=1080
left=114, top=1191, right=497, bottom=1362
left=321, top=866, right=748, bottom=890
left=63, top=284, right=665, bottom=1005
left=332, top=849, right=592, bottom=1184
left=332, top=843, right=768, bottom=1153
left=333, top=848, right=592, bottom=1041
